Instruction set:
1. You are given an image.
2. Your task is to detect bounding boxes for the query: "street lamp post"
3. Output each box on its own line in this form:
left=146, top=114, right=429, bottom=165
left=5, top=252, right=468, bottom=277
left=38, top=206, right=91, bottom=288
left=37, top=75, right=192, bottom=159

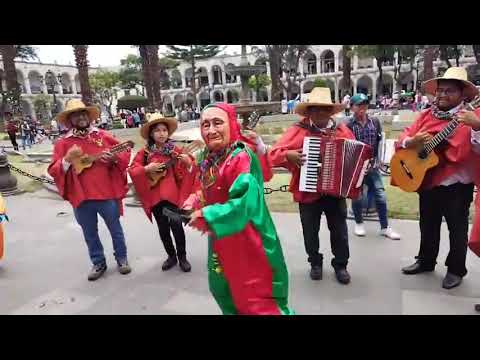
left=44, top=70, right=62, bottom=117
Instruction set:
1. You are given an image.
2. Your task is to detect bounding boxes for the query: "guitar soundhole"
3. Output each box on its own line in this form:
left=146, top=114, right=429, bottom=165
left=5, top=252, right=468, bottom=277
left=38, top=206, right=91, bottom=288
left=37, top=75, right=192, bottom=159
left=418, top=149, right=428, bottom=160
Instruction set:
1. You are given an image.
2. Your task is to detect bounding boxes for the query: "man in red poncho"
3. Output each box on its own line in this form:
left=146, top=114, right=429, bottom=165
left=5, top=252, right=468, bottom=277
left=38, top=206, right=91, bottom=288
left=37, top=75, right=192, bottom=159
left=394, top=67, right=480, bottom=289
left=48, top=99, right=132, bottom=281
left=269, top=87, right=356, bottom=284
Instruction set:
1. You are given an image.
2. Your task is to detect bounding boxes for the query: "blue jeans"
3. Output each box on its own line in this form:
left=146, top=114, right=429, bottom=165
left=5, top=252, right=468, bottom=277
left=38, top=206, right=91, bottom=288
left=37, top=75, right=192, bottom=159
left=21, top=135, right=31, bottom=150
left=73, top=200, right=127, bottom=266
left=352, top=168, right=389, bottom=229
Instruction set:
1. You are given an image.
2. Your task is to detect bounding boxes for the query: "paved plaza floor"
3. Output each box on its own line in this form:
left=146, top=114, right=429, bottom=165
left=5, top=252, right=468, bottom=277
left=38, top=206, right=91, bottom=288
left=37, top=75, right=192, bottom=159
left=1, top=189, right=479, bottom=315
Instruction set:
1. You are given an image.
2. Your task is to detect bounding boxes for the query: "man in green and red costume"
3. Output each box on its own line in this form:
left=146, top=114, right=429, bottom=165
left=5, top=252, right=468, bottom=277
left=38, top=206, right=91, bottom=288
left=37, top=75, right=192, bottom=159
left=182, top=102, right=293, bottom=315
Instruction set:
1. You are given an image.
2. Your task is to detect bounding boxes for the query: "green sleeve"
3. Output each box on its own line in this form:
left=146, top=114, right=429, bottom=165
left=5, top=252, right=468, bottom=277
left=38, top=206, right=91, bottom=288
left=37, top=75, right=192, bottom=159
left=202, top=172, right=263, bottom=239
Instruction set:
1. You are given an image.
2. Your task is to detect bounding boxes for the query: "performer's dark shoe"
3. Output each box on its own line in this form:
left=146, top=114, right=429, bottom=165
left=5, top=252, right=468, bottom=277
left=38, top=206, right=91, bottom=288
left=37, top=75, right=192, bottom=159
left=442, top=272, right=462, bottom=289
left=162, top=256, right=178, bottom=271
left=117, top=258, right=132, bottom=275
left=402, top=261, right=435, bottom=275
left=334, top=267, right=351, bottom=284
left=178, top=256, right=192, bottom=272
left=88, top=263, right=107, bottom=281
left=309, top=265, right=322, bottom=280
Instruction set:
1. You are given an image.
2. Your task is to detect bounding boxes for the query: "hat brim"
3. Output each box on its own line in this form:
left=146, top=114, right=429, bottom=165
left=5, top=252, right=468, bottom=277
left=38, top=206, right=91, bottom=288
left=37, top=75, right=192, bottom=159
left=140, top=117, right=178, bottom=140
left=57, top=106, right=100, bottom=125
left=423, top=77, right=479, bottom=101
left=295, top=102, right=345, bottom=117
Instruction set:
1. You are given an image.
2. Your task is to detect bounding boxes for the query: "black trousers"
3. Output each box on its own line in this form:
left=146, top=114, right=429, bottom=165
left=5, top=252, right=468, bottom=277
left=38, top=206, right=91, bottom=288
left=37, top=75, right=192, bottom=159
left=299, top=196, right=350, bottom=269
left=151, top=201, right=186, bottom=258
left=8, top=132, right=18, bottom=151
left=417, top=183, right=474, bottom=277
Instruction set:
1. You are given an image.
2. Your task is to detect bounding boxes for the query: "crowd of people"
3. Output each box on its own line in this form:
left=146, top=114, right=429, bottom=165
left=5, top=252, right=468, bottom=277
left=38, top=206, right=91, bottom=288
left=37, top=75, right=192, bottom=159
left=5, top=112, right=50, bottom=151
left=3, top=65, right=480, bottom=315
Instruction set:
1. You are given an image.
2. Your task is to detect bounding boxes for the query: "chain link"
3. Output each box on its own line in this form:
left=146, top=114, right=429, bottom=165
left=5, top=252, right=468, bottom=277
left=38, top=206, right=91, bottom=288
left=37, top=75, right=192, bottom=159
left=7, top=164, right=56, bottom=185
left=264, top=184, right=289, bottom=195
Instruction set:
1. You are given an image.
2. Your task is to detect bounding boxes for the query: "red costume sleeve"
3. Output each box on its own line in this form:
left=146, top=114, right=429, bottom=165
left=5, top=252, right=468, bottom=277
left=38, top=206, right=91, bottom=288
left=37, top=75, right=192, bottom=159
left=268, top=126, right=304, bottom=172
left=128, top=149, right=153, bottom=215
left=47, top=140, right=69, bottom=200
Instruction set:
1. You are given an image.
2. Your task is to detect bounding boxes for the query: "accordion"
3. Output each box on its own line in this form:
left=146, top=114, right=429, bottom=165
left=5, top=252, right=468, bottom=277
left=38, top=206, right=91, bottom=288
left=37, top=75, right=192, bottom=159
left=299, top=136, right=372, bottom=199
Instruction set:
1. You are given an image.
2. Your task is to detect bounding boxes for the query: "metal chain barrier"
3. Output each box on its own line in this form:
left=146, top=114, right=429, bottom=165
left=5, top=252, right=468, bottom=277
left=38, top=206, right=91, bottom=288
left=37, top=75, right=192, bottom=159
left=264, top=184, right=289, bottom=195
left=7, top=163, right=56, bottom=185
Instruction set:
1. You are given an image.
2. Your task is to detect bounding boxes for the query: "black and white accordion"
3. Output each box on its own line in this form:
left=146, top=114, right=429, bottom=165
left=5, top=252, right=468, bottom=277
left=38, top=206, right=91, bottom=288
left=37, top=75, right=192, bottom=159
left=299, top=136, right=372, bottom=199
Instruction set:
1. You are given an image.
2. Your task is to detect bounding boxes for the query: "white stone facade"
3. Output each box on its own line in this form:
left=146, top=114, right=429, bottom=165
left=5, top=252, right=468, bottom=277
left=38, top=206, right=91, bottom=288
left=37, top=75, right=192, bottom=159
left=0, top=59, right=99, bottom=120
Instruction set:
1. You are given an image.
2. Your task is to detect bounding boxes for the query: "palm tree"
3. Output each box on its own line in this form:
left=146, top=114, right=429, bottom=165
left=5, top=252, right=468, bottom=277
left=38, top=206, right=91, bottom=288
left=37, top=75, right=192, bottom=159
left=138, top=45, right=162, bottom=112
left=72, top=45, right=93, bottom=105
left=138, top=45, right=154, bottom=111
left=423, top=45, right=436, bottom=82
left=341, top=45, right=352, bottom=96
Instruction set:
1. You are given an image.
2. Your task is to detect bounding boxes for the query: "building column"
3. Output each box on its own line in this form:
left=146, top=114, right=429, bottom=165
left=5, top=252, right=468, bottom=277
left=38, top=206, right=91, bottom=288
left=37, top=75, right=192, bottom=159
left=353, top=77, right=358, bottom=95
left=208, top=70, right=213, bottom=87
left=299, top=57, right=305, bottom=75
left=24, top=76, right=31, bottom=94
left=371, top=75, right=377, bottom=103
left=317, top=57, right=322, bottom=74
left=353, top=55, right=359, bottom=71
left=334, top=53, right=339, bottom=73
left=71, top=78, right=77, bottom=95
left=57, top=82, right=63, bottom=95
left=334, top=77, right=339, bottom=102
left=42, top=79, right=48, bottom=94
left=372, top=58, right=377, bottom=71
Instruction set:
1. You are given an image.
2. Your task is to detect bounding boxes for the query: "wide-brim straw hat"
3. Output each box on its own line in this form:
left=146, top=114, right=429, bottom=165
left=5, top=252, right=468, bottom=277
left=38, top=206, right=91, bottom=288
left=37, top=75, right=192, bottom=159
left=56, top=99, right=100, bottom=125
left=423, top=66, right=479, bottom=101
left=295, top=87, right=345, bottom=117
left=140, top=112, right=178, bottom=140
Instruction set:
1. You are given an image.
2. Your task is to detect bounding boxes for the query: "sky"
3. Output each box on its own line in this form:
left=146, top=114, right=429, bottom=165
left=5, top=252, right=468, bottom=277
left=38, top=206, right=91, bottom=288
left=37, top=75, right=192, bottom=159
left=33, top=45, right=244, bottom=67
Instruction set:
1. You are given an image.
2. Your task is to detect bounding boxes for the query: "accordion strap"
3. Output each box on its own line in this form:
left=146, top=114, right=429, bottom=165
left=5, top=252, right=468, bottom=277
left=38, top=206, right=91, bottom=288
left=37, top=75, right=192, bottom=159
left=295, top=120, right=337, bottom=136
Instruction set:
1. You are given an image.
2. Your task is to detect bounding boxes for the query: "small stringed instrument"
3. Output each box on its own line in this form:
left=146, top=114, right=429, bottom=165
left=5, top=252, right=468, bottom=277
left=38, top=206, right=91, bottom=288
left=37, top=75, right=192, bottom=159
left=148, top=140, right=204, bottom=187
left=245, top=111, right=261, bottom=130
left=71, top=140, right=134, bottom=175
left=391, top=96, right=480, bottom=192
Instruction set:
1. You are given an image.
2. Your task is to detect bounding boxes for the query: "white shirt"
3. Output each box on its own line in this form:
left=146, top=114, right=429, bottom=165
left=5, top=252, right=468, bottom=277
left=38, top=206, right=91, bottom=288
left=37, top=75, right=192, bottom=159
left=401, top=105, right=480, bottom=186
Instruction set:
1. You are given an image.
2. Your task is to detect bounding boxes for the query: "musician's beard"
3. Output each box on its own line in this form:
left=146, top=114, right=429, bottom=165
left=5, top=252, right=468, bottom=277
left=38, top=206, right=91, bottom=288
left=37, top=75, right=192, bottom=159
left=73, top=119, right=90, bottom=130
left=311, top=118, right=331, bottom=128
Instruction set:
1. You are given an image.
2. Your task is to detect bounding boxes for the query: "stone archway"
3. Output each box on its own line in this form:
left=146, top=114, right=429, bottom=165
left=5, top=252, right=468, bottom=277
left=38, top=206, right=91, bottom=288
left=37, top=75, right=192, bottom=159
left=17, top=70, right=26, bottom=94
left=382, top=73, right=394, bottom=96
left=171, top=70, right=182, bottom=89
left=304, top=52, right=317, bottom=75
left=60, top=72, right=73, bottom=94
left=163, top=95, right=173, bottom=114
left=174, top=93, right=184, bottom=108
left=199, top=91, right=210, bottom=108
left=225, top=63, right=237, bottom=83
left=213, top=91, right=224, bottom=102
left=211, top=65, right=223, bottom=85
left=356, top=75, right=373, bottom=96
left=227, top=89, right=239, bottom=103
left=320, top=49, right=335, bottom=73
left=28, top=70, right=43, bottom=94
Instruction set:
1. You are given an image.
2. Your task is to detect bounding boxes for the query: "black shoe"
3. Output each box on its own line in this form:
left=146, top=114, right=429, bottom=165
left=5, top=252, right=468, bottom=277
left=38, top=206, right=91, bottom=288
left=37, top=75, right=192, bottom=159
left=162, top=256, right=178, bottom=271
left=117, top=258, right=132, bottom=275
left=88, top=263, right=107, bottom=281
left=402, top=261, right=435, bottom=275
left=178, top=256, right=192, bottom=272
left=310, top=265, right=322, bottom=280
left=475, top=304, right=480, bottom=312
left=442, top=272, right=462, bottom=289
left=334, top=267, right=351, bottom=284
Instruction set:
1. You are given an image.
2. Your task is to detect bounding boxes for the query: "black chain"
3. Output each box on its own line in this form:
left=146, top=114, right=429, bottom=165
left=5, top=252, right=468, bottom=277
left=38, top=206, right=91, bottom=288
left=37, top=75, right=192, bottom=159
left=264, top=184, right=289, bottom=195
left=7, top=164, right=56, bottom=185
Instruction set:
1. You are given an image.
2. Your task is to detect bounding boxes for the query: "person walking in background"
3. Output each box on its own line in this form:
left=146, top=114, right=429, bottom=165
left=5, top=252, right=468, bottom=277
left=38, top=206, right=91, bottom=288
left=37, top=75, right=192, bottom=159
left=5, top=112, right=19, bottom=151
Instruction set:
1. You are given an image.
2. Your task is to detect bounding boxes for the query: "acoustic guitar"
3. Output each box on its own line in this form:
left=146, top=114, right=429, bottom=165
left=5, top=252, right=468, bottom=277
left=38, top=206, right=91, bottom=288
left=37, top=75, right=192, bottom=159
left=71, top=140, right=134, bottom=175
left=391, top=97, right=480, bottom=192
left=148, top=140, right=204, bottom=188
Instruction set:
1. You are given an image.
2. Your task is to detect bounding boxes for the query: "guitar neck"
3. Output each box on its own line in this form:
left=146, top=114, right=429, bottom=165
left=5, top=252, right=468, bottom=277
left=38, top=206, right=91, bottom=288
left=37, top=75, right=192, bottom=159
left=89, top=141, right=133, bottom=161
left=423, top=118, right=459, bottom=154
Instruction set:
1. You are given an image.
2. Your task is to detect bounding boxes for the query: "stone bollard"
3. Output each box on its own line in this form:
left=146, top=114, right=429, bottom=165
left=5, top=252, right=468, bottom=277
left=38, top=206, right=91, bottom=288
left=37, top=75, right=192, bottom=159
left=0, top=152, right=20, bottom=196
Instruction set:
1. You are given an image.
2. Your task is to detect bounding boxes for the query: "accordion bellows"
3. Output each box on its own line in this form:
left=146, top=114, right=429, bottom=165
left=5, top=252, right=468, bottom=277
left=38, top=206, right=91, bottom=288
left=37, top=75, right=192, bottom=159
left=300, top=136, right=373, bottom=199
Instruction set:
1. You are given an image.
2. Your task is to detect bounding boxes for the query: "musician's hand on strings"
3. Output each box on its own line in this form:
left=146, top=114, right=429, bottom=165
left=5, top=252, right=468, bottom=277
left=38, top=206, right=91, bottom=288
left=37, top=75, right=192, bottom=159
left=64, top=144, right=83, bottom=163
left=406, top=132, right=433, bottom=148
left=177, top=153, right=192, bottom=168
left=145, top=162, right=164, bottom=174
left=286, top=150, right=306, bottom=168
left=457, top=110, right=480, bottom=131
left=100, top=151, right=117, bottom=164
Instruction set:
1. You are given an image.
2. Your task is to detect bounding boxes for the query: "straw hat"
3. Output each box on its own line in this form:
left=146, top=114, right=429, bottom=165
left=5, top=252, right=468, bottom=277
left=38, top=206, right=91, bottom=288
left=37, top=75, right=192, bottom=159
left=295, top=87, right=344, bottom=117
left=56, top=99, right=100, bottom=125
left=140, top=113, right=178, bottom=140
left=423, top=67, right=479, bottom=101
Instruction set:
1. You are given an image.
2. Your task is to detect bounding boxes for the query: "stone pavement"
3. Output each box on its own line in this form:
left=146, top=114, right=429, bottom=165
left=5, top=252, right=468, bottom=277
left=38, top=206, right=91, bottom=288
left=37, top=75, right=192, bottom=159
left=1, top=190, right=479, bottom=315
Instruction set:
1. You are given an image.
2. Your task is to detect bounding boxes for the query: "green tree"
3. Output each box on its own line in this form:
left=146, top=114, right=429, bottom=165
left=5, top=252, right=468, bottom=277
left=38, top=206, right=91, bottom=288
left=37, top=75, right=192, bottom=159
left=32, top=94, right=53, bottom=123
left=119, top=54, right=144, bottom=92
left=247, top=74, right=271, bottom=99
left=313, top=78, right=328, bottom=88
left=165, top=45, right=224, bottom=107
left=90, top=70, right=120, bottom=120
